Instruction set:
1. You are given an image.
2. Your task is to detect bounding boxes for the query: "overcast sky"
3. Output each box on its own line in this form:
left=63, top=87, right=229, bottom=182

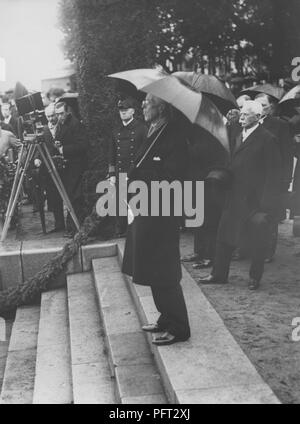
left=0, top=0, right=67, bottom=92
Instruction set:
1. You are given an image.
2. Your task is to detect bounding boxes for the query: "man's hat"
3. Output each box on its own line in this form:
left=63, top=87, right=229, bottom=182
left=117, top=98, right=136, bottom=110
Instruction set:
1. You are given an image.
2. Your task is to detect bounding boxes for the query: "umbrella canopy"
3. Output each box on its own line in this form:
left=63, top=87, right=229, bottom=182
left=241, top=83, right=285, bottom=101
left=109, top=68, right=168, bottom=90
left=279, top=85, right=300, bottom=106
left=108, top=69, right=229, bottom=151
left=173, top=72, right=238, bottom=115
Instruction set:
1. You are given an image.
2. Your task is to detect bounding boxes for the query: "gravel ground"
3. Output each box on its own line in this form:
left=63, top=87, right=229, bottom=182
left=180, top=220, right=300, bottom=404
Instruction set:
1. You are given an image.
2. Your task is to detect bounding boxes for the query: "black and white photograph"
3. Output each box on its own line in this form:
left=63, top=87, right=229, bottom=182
left=0, top=0, right=299, bottom=407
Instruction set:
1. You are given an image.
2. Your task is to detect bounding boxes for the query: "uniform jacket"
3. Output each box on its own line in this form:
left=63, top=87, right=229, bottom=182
left=122, top=121, right=188, bottom=287
left=55, top=114, right=88, bottom=201
left=109, top=118, right=147, bottom=177
left=217, top=125, right=282, bottom=246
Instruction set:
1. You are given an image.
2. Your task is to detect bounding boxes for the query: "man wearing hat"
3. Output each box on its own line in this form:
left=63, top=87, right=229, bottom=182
left=109, top=97, right=147, bottom=237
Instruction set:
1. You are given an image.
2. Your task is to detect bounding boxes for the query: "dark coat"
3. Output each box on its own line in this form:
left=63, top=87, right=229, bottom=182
left=109, top=118, right=147, bottom=177
left=261, top=116, right=294, bottom=190
left=288, top=114, right=300, bottom=216
left=217, top=125, right=282, bottom=246
left=55, top=114, right=88, bottom=201
left=3, top=116, right=18, bottom=136
left=187, top=125, right=230, bottom=231
left=122, top=122, right=188, bottom=287
left=187, top=125, right=229, bottom=181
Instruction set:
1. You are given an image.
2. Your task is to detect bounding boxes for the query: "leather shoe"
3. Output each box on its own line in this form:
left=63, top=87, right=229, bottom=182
left=192, top=259, right=212, bottom=269
left=152, top=332, right=189, bottom=346
left=63, top=231, right=75, bottom=239
left=181, top=254, right=200, bottom=263
left=264, top=257, right=274, bottom=264
left=142, top=323, right=164, bottom=333
left=198, top=275, right=228, bottom=285
left=248, top=279, right=260, bottom=290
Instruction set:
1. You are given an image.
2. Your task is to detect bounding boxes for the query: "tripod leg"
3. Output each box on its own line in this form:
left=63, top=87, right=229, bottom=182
left=1, top=144, right=36, bottom=242
left=4, top=143, right=26, bottom=219
left=37, top=144, right=80, bottom=231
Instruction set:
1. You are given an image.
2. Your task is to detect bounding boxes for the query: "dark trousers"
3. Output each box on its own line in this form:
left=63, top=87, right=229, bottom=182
left=194, top=183, right=224, bottom=261
left=45, top=177, right=65, bottom=227
left=266, top=219, right=278, bottom=259
left=115, top=176, right=128, bottom=235
left=213, top=212, right=271, bottom=283
left=151, top=283, right=190, bottom=340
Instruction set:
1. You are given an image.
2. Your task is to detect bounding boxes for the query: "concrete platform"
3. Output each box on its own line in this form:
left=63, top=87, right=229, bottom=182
left=117, top=241, right=280, bottom=404
left=0, top=239, right=117, bottom=290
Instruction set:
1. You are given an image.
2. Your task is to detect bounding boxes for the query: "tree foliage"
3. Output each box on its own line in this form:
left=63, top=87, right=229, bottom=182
left=58, top=0, right=300, bottom=182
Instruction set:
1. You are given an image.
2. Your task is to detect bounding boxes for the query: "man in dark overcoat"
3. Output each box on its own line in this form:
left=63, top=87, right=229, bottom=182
left=255, top=93, right=294, bottom=261
left=37, top=103, right=65, bottom=232
left=122, top=94, right=191, bottom=345
left=108, top=98, right=147, bottom=236
left=199, top=100, right=282, bottom=290
left=181, top=126, right=229, bottom=268
left=54, top=101, right=88, bottom=236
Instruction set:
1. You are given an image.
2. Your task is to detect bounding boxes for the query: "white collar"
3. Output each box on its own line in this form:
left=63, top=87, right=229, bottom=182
left=242, top=123, right=259, bottom=141
left=122, top=117, right=134, bottom=127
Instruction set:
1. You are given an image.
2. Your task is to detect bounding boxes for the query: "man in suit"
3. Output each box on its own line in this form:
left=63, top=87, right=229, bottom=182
left=255, top=93, right=294, bottom=261
left=54, top=101, right=88, bottom=237
left=1, top=103, right=18, bottom=136
left=108, top=98, right=147, bottom=237
left=199, top=101, right=282, bottom=290
left=122, top=94, right=190, bottom=345
left=36, top=103, right=65, bottom=232
left=181, top=126, right=229, bottom=269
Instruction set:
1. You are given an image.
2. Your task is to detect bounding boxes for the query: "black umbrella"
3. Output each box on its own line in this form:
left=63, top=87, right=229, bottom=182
left=241, top=84, right=285, bottom=101
left=279, top=85, right=300, bottom=107
left=173, top=72, right=238, bottom=115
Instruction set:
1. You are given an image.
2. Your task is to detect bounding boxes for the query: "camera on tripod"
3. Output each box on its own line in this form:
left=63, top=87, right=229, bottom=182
left=15, top=92, right=47, bottom=142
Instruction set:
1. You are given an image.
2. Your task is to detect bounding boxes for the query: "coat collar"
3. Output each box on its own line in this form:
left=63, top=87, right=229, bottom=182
left=132, top=122, right=168, bottom=169
left=233, top=125, right=261, bottom=156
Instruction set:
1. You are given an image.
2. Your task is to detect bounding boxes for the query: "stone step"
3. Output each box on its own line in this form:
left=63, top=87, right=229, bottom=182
left=33, top=288, right=73, bottom=404
left=67, top=272, right=115, bottom=404
left=0, top=319, right=13, bottom=393
left=0, top=305, right=40, bottom=404
left=117, top=241, right=280, bottom=404
left=92, top=257, right=167, bottom=404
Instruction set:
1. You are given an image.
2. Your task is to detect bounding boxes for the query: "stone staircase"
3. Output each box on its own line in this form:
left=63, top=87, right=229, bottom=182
left=0, top=241, right=280, bottom=404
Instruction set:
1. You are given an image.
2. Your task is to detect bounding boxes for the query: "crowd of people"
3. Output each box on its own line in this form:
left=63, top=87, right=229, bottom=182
left=114, top=84, right=300, bottom=346
left=1, top=79, right=300, bottom=345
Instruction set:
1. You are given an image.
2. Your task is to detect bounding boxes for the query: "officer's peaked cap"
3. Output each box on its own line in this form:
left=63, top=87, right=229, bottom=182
left=117, top=98, right=136, bottom=109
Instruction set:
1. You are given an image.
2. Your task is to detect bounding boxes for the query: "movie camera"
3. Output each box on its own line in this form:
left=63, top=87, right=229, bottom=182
left=0, top=92, right=80, bottom=241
